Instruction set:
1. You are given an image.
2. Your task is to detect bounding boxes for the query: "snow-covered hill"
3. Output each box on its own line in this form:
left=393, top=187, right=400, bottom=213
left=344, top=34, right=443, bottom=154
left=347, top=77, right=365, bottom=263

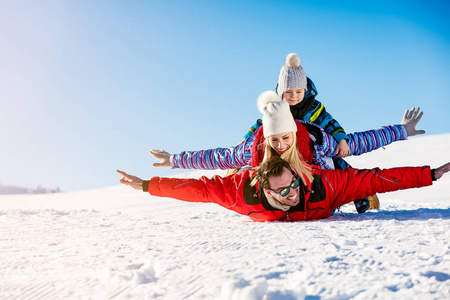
left=0, top=133, right=449, bottom=299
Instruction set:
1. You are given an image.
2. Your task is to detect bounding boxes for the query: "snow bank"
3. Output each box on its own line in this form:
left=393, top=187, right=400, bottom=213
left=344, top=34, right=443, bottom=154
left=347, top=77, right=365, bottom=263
left=0, top=133, right=449, bottom=299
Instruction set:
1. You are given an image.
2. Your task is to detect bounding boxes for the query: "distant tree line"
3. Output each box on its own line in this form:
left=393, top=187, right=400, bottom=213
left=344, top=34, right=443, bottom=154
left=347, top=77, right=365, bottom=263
left=0, top=181, right=61, bottom=195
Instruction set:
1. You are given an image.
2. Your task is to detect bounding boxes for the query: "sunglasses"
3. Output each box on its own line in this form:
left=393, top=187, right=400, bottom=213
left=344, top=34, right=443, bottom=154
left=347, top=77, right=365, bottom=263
left=269, top=177, right=301, bottom=197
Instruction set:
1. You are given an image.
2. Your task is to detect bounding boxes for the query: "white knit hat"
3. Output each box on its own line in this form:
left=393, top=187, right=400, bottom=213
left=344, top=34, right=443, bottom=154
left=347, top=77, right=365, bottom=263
left=276, top=53, right=307, bottom=97
left=257, top=91, right=297, bottom=137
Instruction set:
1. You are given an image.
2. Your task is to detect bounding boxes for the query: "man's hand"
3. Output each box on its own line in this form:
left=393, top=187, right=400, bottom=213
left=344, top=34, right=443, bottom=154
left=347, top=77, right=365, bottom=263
left=149, top=149, right=171, bottom=167
left=116, top=170, right=144, bottom=190
left=435, top=162, right=450, bottom=180
left=334, top=139, right=350, bottom=158
left=401, top=107, right=425, bottom=136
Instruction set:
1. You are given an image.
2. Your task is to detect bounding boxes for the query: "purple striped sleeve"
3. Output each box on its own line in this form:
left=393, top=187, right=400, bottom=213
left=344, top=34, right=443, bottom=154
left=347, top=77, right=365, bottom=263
left=171, top=137, right=254, bottom=170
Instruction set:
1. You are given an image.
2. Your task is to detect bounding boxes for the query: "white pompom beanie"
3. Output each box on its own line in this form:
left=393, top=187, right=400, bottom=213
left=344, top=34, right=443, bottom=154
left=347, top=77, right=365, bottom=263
left=276, top=53, right=307, bottom=97
left=257, top=91, right=297, bottom=137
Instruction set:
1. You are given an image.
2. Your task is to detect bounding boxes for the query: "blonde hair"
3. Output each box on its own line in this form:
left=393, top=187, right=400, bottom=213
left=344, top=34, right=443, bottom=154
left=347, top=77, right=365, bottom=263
left=251, top=132, right=314, bottom=186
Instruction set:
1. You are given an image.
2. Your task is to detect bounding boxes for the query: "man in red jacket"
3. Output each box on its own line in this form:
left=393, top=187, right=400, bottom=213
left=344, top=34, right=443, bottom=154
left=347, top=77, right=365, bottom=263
left=116, top=157, right=450, bottom=222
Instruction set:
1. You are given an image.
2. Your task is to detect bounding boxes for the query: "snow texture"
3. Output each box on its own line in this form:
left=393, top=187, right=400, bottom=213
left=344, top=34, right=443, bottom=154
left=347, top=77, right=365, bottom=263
left=0, top=133, right=449, bottom=299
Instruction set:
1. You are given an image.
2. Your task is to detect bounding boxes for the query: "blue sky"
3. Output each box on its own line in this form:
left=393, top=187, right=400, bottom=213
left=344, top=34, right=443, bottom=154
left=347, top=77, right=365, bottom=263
left=0, top=0, right=449, bottom=192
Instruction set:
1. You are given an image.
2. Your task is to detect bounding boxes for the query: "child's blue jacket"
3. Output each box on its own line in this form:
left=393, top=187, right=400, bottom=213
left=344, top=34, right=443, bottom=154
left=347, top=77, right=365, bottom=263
left=245, top=78, right=348, bottom=143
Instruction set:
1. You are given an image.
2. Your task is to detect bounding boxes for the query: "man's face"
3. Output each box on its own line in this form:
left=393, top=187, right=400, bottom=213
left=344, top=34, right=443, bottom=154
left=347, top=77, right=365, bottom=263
left=267, top=167, right=300, bottom=207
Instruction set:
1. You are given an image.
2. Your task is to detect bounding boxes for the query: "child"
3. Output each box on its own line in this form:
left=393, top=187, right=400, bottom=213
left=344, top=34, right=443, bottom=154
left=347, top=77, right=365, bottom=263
left=244, top=53, right=367, bottom=213
left=245, top=53, right=350, bottom=157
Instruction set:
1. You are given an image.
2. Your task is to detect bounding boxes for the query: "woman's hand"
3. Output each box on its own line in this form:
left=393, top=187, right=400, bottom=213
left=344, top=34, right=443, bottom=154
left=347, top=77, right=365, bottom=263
left=334, top=139, right=350, bottom=158
left=401, top=107, right=425, bottom=136
left=116, top=170, right=144, bottom=190
left=149, top=149, right=171, bottom=167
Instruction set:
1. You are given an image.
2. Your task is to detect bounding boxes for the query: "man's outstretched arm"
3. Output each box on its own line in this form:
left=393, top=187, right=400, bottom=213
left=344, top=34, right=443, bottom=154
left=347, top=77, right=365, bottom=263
left=321, top=162, right=450, bottom=210
left=116, top=170, right=250, bottom=212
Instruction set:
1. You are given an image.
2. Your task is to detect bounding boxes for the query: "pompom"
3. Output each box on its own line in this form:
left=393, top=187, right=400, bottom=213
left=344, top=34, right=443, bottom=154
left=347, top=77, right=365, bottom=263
left=257, top=91, right=282, bottom=113
left=286, top=53, right=301, bottom=68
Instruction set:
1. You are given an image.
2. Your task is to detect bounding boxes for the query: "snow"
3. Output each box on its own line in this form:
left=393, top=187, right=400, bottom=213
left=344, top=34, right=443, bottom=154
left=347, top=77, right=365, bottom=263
left=1, top=133, right=449, bottom=299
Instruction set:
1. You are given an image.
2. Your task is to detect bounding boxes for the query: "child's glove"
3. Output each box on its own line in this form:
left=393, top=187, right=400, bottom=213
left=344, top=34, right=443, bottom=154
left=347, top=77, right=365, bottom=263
left=401, top=107, right=425, bottom=136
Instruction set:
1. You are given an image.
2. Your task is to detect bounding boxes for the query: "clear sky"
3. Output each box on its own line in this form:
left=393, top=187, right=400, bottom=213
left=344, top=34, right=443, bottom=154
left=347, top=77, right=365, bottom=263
left=1, top=0, right=449, bottom=192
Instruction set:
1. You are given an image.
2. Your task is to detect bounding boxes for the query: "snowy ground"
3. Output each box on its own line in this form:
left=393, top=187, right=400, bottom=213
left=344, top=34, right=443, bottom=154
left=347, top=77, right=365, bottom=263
left=1, top=133, right=449, bottom=299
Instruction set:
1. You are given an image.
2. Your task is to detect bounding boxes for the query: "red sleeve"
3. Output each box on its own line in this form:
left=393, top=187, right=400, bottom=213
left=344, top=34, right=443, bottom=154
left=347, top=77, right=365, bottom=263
left=320, top=166, right=433, bottom=210
left=147, top=171, right=251, bottom=210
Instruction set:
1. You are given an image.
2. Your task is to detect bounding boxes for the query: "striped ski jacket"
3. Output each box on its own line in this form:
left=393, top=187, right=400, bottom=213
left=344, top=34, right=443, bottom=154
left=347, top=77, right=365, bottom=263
left=171, top=121, right=408, bottom=170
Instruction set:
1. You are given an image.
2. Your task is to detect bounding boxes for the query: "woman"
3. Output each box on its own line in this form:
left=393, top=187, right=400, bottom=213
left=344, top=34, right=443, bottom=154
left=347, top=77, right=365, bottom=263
left=149, top=91, right=424, bottom=175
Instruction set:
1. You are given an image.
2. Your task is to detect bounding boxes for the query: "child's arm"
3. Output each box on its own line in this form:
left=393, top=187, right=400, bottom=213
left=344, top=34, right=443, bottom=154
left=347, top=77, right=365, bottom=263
left=243, top=119, right=263, bottom=140
left=308, top=100, right=349, bottom=144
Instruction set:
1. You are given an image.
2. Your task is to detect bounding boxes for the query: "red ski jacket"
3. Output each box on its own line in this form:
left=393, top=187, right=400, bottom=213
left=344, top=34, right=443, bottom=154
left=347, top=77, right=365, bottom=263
left=146, top=166, right=433, bottom=222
